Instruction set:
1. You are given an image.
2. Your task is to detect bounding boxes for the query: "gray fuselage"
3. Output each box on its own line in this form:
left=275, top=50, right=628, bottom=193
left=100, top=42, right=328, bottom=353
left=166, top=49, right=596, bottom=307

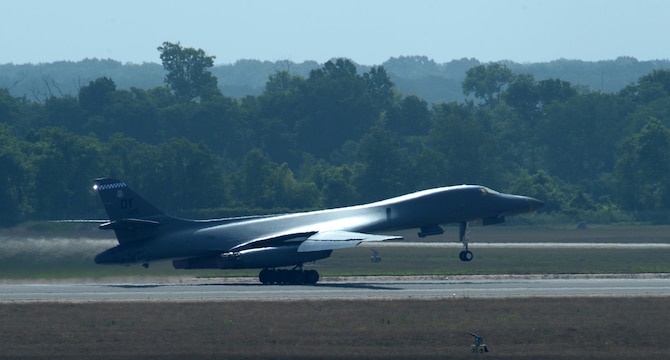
left=94, top=185, right=542, bottom=266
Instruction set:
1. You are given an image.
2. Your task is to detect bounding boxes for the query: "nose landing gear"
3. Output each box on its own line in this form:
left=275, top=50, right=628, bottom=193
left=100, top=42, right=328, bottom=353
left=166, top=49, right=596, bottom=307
left=459, top=222, right=474, bottom=262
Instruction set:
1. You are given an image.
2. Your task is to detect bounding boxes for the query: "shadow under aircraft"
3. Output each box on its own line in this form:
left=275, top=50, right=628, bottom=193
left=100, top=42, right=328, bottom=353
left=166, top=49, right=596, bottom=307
left=93, top=178, right=544, bottom=285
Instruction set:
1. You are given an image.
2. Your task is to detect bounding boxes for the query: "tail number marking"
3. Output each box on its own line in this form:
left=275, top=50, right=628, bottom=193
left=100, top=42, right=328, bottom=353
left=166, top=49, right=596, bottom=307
left=121, top=198, right=133, bottom=209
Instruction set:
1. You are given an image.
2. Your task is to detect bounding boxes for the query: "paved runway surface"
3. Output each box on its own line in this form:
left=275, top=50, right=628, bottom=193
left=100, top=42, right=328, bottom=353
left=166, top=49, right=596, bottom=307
left=366, top=242, right=670, bottom=249
left=2, top=276, right=670, bottom=302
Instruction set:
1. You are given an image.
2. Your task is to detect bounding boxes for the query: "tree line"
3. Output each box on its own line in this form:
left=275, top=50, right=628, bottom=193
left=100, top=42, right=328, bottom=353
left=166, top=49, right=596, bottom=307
left=1, top=42, right=670, bottom=226
left=3, top=55, right=669, bottom=105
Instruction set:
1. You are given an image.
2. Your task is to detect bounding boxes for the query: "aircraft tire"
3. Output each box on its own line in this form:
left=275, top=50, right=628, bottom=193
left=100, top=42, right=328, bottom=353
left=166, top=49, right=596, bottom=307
left=259, top=269, right=272, bottom=284
left=278, top=269, right=290, bottom=284
left=305, top=270, right=319, bottom=285
left=289, top=270, right=305, bottom=285
left=459, top=251, right=474, bottom=262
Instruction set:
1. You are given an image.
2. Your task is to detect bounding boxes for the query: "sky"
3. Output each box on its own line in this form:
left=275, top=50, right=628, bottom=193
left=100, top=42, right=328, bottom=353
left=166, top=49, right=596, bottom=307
left=2, top=0, right=669, bottom=66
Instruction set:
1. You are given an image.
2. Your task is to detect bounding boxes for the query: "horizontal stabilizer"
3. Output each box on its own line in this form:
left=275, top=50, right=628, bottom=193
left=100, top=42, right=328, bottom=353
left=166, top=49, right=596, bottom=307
left=51, top=219, right=108, bottom=223
left=297, top=231, right=401, bottom=252
left=99, top=218, right=160, bottom=231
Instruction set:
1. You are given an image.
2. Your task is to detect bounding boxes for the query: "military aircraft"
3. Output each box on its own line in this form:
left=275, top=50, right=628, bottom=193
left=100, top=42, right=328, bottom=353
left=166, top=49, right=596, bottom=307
left=93, top=178, right=544, bottom=284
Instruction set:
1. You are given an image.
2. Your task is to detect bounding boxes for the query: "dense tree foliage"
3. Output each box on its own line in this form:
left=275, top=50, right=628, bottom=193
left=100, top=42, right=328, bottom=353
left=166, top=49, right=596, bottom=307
left=157, top=42, right=220, bottom=102
left=1, top=55, right=670, bottom=226
left=3, top=56, right=670, bottom=104
left=463, top=63, right=514, bottom=106
left=615, top=117, right=670, bottom=216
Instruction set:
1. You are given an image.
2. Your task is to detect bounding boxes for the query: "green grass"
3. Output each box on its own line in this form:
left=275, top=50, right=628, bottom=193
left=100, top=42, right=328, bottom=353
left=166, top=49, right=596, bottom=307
left=322, top=247, right=670, bottom=276
left=1, top=224, right=669, bottom=280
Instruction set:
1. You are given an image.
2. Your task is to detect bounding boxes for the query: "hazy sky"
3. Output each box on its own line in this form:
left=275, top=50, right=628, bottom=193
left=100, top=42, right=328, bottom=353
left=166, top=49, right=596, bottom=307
left=3, top=0, right=668, bottom=65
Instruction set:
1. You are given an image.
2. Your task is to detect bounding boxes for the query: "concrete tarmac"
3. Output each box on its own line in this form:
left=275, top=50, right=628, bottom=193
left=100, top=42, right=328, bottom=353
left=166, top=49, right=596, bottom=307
left=2, top=275, right=670, bottom=302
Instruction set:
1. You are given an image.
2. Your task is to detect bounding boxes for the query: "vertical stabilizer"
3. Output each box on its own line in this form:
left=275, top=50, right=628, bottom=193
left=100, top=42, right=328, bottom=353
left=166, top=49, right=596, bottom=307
left=94, top=178, right=171, bottom=244
left=93, top=178, right=164, bottom=221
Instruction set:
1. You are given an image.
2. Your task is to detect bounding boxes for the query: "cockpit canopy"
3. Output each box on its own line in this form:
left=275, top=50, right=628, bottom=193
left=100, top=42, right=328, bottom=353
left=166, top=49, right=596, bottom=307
left=478, top=186, right=500, bottom=196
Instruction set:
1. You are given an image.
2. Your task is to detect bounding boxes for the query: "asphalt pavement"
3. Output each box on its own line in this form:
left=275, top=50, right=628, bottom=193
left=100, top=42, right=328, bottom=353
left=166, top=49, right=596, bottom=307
left=2, top=275, right=669, bottom=302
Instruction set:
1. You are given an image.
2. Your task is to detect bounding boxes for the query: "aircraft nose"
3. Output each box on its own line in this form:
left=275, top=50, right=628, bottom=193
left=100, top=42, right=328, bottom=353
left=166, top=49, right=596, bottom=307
left=527, top=197, right=545, bottom=211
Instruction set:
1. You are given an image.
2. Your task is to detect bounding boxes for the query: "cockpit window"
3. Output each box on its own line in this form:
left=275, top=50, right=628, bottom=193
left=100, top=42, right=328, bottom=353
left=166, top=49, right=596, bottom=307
left=479, top=187, right=499, bottom=195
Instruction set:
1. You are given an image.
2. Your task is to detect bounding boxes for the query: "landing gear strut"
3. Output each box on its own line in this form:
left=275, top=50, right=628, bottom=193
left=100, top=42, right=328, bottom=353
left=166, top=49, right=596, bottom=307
left=458, top=222, right=474, bottom=262
left=258, top=265, right=319, bottom=285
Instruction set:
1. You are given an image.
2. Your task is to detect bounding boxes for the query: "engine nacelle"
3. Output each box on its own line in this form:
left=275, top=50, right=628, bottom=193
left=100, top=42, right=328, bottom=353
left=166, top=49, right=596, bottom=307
left=172, top=246, right=332, bottom=270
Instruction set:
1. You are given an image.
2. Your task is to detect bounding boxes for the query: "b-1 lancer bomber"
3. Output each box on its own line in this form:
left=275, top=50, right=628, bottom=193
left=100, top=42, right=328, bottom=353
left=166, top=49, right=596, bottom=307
left=93, top=178, right=544, bottom=284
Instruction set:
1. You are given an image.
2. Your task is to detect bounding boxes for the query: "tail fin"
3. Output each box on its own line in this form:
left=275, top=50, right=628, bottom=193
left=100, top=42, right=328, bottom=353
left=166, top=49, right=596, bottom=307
left=94, top=178, right=173, bottom=244
left=93, top=178, right=164, bottom=221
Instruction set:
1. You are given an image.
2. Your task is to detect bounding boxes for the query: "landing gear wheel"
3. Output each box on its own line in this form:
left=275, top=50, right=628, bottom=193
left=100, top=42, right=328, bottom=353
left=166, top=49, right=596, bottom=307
left=289, top=270, right=305, bottom=285
left=459, top=250, right=473, bottom=262
left=277, top=269, right=289, bottom=284
left=305, top=270, right=319, bottom=285
left=259, top=269, right=272, bottom=284
left=458, top=222, right=474, bottom=262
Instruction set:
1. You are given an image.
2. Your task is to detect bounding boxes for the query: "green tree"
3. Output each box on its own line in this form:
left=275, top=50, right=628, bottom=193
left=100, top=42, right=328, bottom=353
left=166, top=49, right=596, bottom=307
left=0, top=88, right=19, bottom=125
left=263, top=163, right=320, bottom=209
left=43, top=95, right=86, bottom=131
left=237, top=149, right=319, bottom=209
left=536, top=78, right=578, bottom=105
left=296, top=59, right=376, bottom=159
left=157, top=41, right=220, bottom=102
left=102, top=133, right=160, bottom=183
left=405, top=148, right=449, bottom=190
left=98, top=88, right=159, bottom=141
left=429, top=102, right=501, bottom=186
left=539, top=92, right=625, bottom=184
left=78, top=77, right=116, bottom=115
left=264, top=70, right=304, bottom=94
left=615, top=117, right=670, bottom=214
left=502, top=73, right=538, bottom=120
left=156, top=138, right=225, bottom=214
left=25, top=127, right=104, bottom=219
left=621, top=69, right=670, bottom=132
left=0, top=124, right=30, bottom=225
left=0, top=89, right=45, bottom=138
left=253, top=71, right=306, bottom=165
left=310, top=163, right=358, bottom=208
left=386, top=95, right=432, bottom=136
left=355, top=126, right=405, bottom=201
left=237, top=148, right=272, bottom=208
left=462, top=63, right=514, bottom=106
left=635, top=69, right=670, bottom=103
left=506, top=170, right=566, bottom=213
left=362, top=65, right=395, bottom=111
left=498, top=75, right=578, bottom=174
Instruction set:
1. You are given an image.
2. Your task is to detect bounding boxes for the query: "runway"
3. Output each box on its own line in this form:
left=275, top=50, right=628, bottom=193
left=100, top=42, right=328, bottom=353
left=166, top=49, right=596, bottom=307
left=2, top=275, right=670, bottom=302
left=364, top=242, right=670, bottom=249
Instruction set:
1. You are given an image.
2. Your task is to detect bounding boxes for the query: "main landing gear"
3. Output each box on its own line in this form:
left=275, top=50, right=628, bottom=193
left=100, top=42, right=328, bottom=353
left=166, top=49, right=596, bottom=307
left=258, top=265, right=319, bottom=285
left=458, top=222, right=474, bottom=262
